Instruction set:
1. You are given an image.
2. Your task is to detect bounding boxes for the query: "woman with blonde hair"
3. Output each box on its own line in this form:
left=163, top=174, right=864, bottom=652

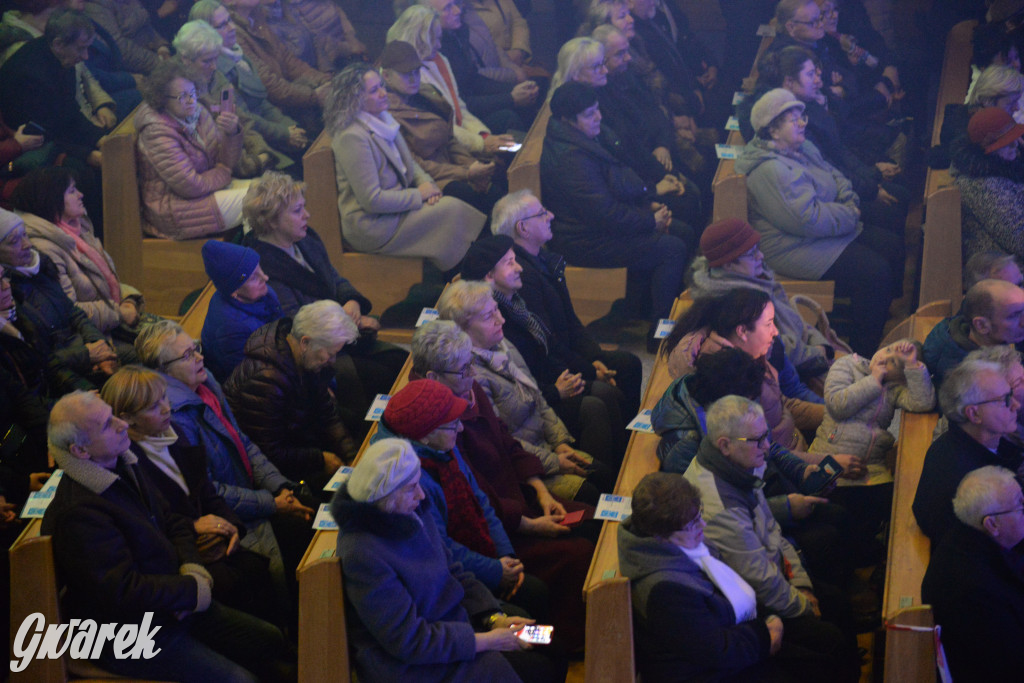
left=100, top=364, right=280, bottom=624
left=323, top=62, right=485, bottom=271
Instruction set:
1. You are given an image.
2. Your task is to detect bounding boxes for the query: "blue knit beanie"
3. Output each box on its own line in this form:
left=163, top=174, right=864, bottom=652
left=202, top=241, right=260, bottom=294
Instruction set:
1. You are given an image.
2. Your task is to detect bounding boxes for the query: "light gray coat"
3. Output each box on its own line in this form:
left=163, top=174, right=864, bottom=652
left=734, top=138, right=861, bottom=280
left=332, top=118, right=485, bottom=270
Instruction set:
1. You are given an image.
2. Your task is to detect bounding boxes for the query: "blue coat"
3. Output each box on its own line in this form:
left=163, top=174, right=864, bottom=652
left=330, top=485, right=518, bottom=683
left=373, top=423, right=515, bottom=589
left=165, top=373, right=291, bottom=524
left=201, top=286, right=284, bottom=383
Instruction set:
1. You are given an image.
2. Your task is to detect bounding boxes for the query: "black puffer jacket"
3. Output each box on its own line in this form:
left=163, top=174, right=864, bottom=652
left=223, top=317, right=357, bottom=481
left=540, top=117, right=655, bottom=246
left=9, top=253, right=106, bottom=393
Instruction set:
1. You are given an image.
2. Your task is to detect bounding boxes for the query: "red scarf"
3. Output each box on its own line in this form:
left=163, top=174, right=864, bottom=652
left=430, top=54, right=463, bottom=126
left=420, top=453, right=496, bottom=557
left=196, top=384, right=253, bottom=481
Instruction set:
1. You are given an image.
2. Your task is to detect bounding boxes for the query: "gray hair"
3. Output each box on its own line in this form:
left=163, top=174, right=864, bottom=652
left=387, top=5, right=441, bottom=61
left=953, top=465, right=1020, bottom=530
left=965, top=252, right=1021, bottom=289
left=592, top=24, right=625, bottom=49
left=135, top=320, right=187, bottom=368
left=411, top=320, right=473, bottom=375
left=965, top=344, right=1023, bottom=374
left=189, top=0, right=222, bottom=23
left=551, top=37, right=604, bottom=95
left=291, top=300, right=359, bottom=350
left=578, top=0, right=628, bottom=36
left=491, top=189, right=536, bottom=237
left=775, top=0, right=815, bottom=26
left=939, top=359, right=1003, bottom=422
left=437, top=280, right=495, bottom=329
left=173, top=20, right=223, bottom=60
left=47, top=390, right=103, bottom=465
left=45, top=9, right=95, bottom=46
left=706, top=395, right=764, bottom=444
left=969, top=64, right=1024, bottom=108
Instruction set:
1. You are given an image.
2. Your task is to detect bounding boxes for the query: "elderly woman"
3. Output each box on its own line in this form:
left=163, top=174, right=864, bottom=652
left=951, top=107, right=1024, bottom=264
left=100, top=364, right=279, bottom=624
left=224, top=300, right=360, bottom=484
left=173, top=20, right=278, bottom=178
left=688, top=218, right=837, bottom=380
left=330, top=437, right=558, bottom=682
left=134, top=320, right=314, bottom=612
left=0, top=208, right=117, bottom=392
left=188, top=0, right=309, bottom=152
left=136, top=59, right=249, bottom=240
left=379, top=40, right=507, bottom=218
left=438, top=280, right=615, bottom=503
left=324, top=62, right=485, bottom=271
left=411, top=320, right=596, bottom=652
left=935, top=63, right=1024, bottom=167
left=199, top=240, right=283, bottom=382
left=618, top=472, right=790, bottom=682
left=242, top=171, right=408, bottom=427
left=734, top=87, right=902, bottom=355
left=664, top=287, right=830, bottom=463
left=541, top=81, right=692, bottom=337
left=387, top=5, right=515, bottom=155
left=12, top=166, right=142, bottom=335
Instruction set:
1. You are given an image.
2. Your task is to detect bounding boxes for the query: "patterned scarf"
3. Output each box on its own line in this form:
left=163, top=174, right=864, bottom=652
left=419, top=450, right=496, bottom=558
left=493, top=290, right=549, bottom=353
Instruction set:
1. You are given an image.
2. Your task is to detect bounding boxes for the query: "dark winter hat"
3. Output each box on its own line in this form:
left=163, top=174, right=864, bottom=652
left=383, top=379, right=469, bottom=441
left=460, top=234, right=515, bottom=281
left=968, top=106, right=1024, bottom=154
left=378, top=40, right=421, bottom=73
left=700, top=218, right=761, bottom=268
left=549, top=81, right=599, bottom=120
left=202, top=240, right=260, bottom=295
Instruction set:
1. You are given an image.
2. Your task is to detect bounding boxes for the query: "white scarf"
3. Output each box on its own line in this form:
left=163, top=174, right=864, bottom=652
left=357, top=111, right=407, bottom=177
left=681, top=542, right=758, bottom=624
left=15, top=249, right=40, bottom=277
left=135, top=428, right=189, bottom=495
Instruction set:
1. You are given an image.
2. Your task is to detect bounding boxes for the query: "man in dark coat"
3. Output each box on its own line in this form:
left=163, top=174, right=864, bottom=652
left=922, top=465, right=1024, bottom=682
left=914, top=357, right=1024, bottom=546
left=224, top=300, right=359, bottom=484
left=40, top=390, right=291, bottom=680
left=491, top=189, right=643, bottom=416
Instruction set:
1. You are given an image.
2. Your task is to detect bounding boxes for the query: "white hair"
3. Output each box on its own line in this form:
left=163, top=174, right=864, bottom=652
left=953, top=466, right=1021, bottom=530
left=706, top=395, right=764, bottom=444
left=291, top=300, right=359, bottom=350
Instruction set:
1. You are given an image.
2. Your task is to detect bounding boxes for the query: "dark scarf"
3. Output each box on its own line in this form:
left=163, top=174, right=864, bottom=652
left=493, top=290, right=550, bottom=353
left=419, top=450, right=497, bottom=557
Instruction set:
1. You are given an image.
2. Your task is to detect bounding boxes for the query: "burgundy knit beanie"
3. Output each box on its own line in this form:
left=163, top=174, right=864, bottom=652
left=383, top=379, right=469, bottom=441
left=700, top=218, right=761, bottom=268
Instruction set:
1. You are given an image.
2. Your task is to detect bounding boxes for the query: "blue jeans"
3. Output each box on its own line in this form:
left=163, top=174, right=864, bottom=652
left=97, top=601, right=288, bottom=682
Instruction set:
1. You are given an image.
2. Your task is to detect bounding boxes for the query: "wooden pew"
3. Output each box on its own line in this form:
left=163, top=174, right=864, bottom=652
left=880, top=301, right=949, bottom=683
left=179, top=281, right=216, bottom=341
left=101, top=109, right=209, bottom=317
left=711, top=130, right=747, bottom=223
left=302, top=130, right=428, bottom=322
left=918, top=186, right=963, bottom=313
left=507, top=101, right=551, bottom=200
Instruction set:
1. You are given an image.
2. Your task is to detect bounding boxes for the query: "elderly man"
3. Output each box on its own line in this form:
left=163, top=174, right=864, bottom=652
left=224, top=299, right=359, bottom=484
left=684, top=395, right=860, bottom=679
left=40, top=391, right=290, bottom=681
left=922, top=466, right=1024, bottom=681
left=491, top=190, right=642, bottom=413
left=913, top=358, right=1024, bottom=545
left=923, top=278, right=1024, bottom=385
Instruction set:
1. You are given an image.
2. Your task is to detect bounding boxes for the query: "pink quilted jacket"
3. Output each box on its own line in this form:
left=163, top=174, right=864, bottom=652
left=135, top=102, right=243, bottom=240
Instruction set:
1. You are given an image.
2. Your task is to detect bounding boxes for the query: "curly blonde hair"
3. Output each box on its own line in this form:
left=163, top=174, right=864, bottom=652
left=324, top=62, right=378, bottom=135
left=242, top=171, right=306, bottom=238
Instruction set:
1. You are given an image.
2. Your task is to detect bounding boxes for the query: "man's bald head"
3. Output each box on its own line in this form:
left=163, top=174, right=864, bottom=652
left=966, top=279, right=1024, bottom=346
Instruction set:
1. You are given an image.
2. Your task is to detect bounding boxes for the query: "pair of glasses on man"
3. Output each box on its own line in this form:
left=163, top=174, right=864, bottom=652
left=968, top=392, right=1016, bottom=409
left=733, top=430, right=771, bottom=447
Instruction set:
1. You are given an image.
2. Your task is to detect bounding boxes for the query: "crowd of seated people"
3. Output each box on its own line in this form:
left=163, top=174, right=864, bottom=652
left=9, top=0, right=1024, bottom=680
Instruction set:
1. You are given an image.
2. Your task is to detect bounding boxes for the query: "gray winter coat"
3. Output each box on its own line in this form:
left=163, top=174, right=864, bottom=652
left=809, top=354, right=934, bottom=485
left=734, top=138, right=861, bottom=280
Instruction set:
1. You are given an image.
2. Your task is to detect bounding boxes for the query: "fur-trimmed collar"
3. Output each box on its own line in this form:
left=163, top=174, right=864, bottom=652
left=330, top=482, right=427, bottom=540
left=53, top=449, right=138, bottom=495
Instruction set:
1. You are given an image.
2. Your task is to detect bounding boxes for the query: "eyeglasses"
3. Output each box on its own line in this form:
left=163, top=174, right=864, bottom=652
left=520, top=208, right=551, bottom=222
left=682, top=505, right=704, bottom=531
left=790, top=15, right=825, bottom=26
left=733, top=430, right=771, bottom=447
left=163, top=341, right=202, bottom=367
left=167, top=90, right=198, bottom=104
left=968, top=392, right=1015, bottom=409
left=783, top=113, right=809, bottom=125
left=440, top=363, right=474, bottom=379
left=985, top=505, right=1024, bottom=520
